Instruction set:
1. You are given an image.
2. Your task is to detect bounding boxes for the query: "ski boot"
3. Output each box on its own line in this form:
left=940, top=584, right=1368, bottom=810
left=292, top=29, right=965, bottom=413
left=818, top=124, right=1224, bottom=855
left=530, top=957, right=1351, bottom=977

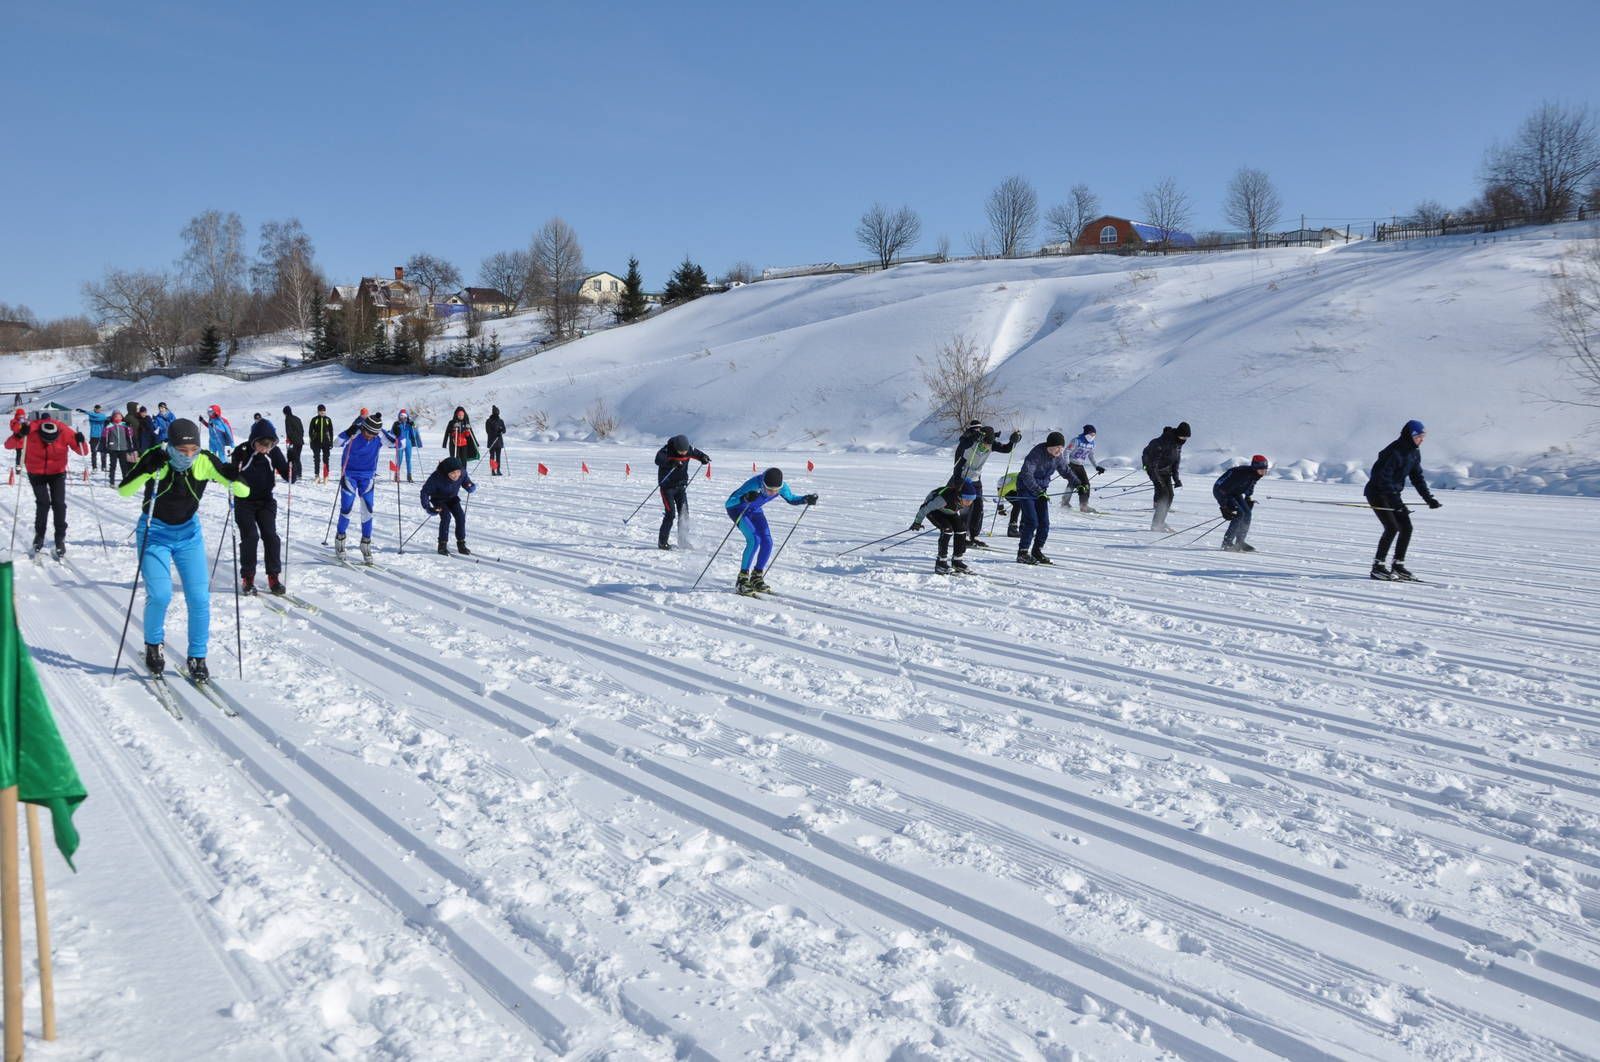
left=53, top=541, right=66, bottom=560
left=1221, top=541, right=1237, bottom=552
left=1235, top=541, right=1257, bottom=553
left=145, top=643, right=165, bottom=677
left=748, top=570, right=769, bottom=593
left=1370, top=561, right=1396, bottom=581
left=241, top=575, right=257, bottom=596
left=1016, top=549, right=1038, bottom=565
left=1390, top=562, right=1416, bottom=581
left=456, top=539, right=472, bottom=556
left=934, top=558, right=952, bottom=575
left=28, top=537, right=42, bottom=558
left=268, top=575, right=286, bottom=596
left=186, top=656, right=210, bottom=683
left=1031, top=550, right=1053, bottom=565
left=1006, top=526, right=1021, bottom=538
left=966, top=537, right=990, bottom=550
left=736, top=570, right=758, bottom=597
left=406, top=474, right=414, bottom=483
left=335, top=533, right=347, bottom=559
left=360, top=537, right=373, bottom=564
left=437, top=542, right=450, bottom=556
left=658, top=542, right=674, bottom=551
left=951, top=558, right=972, bottom=575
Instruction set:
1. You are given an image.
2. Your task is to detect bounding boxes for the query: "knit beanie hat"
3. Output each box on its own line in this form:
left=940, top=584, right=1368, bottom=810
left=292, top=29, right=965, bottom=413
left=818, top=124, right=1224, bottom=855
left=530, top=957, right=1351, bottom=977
left=1176, top=421, right=1192, bottom=439
left=362, top=413, right=384, bottom=432
left=248, top=418, right=278, bottom=444
left=1404, top=419, right=1425, bottom=436
left=437, top=457, right=462, bottom=475
left=38, top=421, right=59, bottom=439
left=167, top=419, right=201, bottom=447
left=762, top=467, right=783, bottom=488
left=1045, top=431, right=1066, bottom=447
left=1250, top=454, right=1270, bottom=469
left=959, top=480, right=980, bottom=499
left=1083, top=424, right=1096, bottom=435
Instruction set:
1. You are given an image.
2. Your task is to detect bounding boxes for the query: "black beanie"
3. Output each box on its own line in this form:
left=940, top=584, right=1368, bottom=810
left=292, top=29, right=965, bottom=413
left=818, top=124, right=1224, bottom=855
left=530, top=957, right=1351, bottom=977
left=763, top=467, right=783, bottom=488
left=1045, top=431, right=1066, bottom=447
left=1176, top=421, right=1192, bottom=439
left=317, top=404, right=326, bottom=411
left=282, top=405, right=292, bottom=415
left=670, top=434, right=689, bottom=453
left=167, top=418, right=201, bottom=448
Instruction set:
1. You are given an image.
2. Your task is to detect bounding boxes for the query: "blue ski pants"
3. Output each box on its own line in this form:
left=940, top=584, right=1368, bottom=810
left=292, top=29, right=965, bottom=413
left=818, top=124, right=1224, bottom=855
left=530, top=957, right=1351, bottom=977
left=1017, top=495, right=1050, bottom=553
left=728, top=506, right=773, bottom=571
left=137, top=514, right=209, bottom=658
left=337, top=474, right=376, bottom=538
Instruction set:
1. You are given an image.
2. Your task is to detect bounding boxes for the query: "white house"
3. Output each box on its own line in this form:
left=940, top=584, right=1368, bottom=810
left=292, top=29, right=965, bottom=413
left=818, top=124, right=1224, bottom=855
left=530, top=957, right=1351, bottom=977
left=578, top=272, right=625, bottom=303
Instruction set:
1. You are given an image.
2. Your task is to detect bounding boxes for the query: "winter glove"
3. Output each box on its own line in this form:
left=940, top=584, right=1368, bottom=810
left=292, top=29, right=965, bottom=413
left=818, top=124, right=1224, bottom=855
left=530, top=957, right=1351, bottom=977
left=1247, top=498, right=1255, bottom=509
left=424, top=505, right=436, bottom=514
left=1221, top=507, right=1239, bottom=521
left=910, top=521, right=923, bottom=531
left=1426, top=497, right=1442, bottom=509
left=1095, top=465, right=1106, bottom=474
left=466, top=483, right=477, bottom=493
left=742, top=491, right=759, bottom=503
left=74, top=431, right=86, bottom=445
left=229, top=480, right=250, bottom=499
left=9, top=428, right=23, bottom=440
left=1172, top=478, right=1182, bottom=489
left=1008, top=430, right=1022, bottom=445
left=803, top=494, right=818, bottom=505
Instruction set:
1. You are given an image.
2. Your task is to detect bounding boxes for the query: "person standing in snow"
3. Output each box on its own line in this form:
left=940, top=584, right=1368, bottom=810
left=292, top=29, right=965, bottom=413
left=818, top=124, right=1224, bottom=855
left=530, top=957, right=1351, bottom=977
left=946, top=419, right=1021, bottom=548
left=8, top=409, right=23, bottom=468
left=1014, top=431, right=1074, bottom=565
left=911, top=480, right=978, bottom=574
left=333, top=412, right=397, bottom=563
left=309, top=404, right=335, bottom=483
left=392, top=409, right=422, bottom=482
left=442, top=406, right=480, bottom=464
left=6, top=414, right=89, bottom=558
left=1213, top=455, right=1269, bottom=552
left=419, top=457, right=477, bottom=556
left=484, top=406, right=507, bottom=475
left=151, top=401, right=175, bottom=443
left=76, top=403, right=111, bottom=471
left=1001, top=470, right=1024, bottom=537
left=119, top=418, right=250, bottom=682
left=1060, top=425, right=1106, bottom=512
left=228, top=418, right=291, bottom=595
left=1141, top=421, right=1190, bottom=532
left=1366, top=419, right=1440, bottom=581
left=198, top=404, right=235, bottom=460
left=654, top=434, right=711, bottom=550
left=281, top=405, right=305, bottom=483
left=723, top=467, right=816, bottom=595
left=102, top=410, right=137, bottom=485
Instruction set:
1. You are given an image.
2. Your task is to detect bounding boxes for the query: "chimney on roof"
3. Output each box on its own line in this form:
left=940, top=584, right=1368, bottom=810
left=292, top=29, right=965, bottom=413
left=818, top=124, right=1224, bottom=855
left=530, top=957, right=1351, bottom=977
left=394, top=266, right=404, bottom=281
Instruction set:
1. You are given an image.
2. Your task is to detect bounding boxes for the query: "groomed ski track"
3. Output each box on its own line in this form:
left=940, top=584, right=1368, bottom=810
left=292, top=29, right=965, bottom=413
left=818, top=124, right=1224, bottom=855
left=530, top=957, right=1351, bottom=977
left=23, top=444, right=1600, bottom=1059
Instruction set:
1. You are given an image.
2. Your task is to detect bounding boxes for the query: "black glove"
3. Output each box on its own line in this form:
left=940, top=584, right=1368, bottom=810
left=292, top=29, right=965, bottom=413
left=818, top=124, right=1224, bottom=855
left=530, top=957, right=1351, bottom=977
left=424, top=505, right=436, bottom=514
left=1426, top=497, right=1442, bottom=509
left=74, top=431, right=86, bottom=445
left=803, top=493, right=818, bottom=505
left=1221, top=507, right=1239, bottom=521
left=1095, top=465, right=1106, bottom=474
left=1172, top=478, right=1182, bottom=489
left=742, top=491, right=759, bottom=503
left=981, top=427, right=995, bottom=444
left=1008, top=430, right=1022, bottom=445
left=1247, top=498, right=1255, bottom=509
left=910, top=521, right=923, bottom=531
left=10, top=428, right=23, bottom=440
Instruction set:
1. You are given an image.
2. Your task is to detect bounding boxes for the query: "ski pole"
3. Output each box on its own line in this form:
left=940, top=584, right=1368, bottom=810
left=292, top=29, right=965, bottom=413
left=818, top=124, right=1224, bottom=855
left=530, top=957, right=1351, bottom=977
left=880, top=529, right=935, bottom=552
left=764, top=504, right=810, bottom=574
left=282, top=471, right=292, bottom=580
left=401, top=512, right=434, bottom=550
left=7, top=428, right=28, bottom=554
left=322, top=444, right=352, bottom=545
left=231, top=526, right=243, bottom=678
left=85, top=446, right=110, bottom=560
left=112, top=494, right=154, bottom=678
left=1151, top=515, right=1221, bottom=544
left=1188, top=517, right=1228, bottom=545
left=837, top=526, right=917, bottom=556
left=209, top=494, right=236, bottom=584
left=393, top=435, right=402, bottom=555
left=622, top=480, right=664, bottom=526
left=1097, top=467, right=1139, bottom=490
left=1259, top=497, right=1398, bottom=510
left=691, top=502, right=749, bottom=591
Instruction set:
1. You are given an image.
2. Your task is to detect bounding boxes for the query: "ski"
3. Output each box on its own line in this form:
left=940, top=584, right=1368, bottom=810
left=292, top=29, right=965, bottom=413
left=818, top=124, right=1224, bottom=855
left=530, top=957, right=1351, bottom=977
left=182, top=672, right=238, bottom=717
left=144, top=676, right=184, bottom=720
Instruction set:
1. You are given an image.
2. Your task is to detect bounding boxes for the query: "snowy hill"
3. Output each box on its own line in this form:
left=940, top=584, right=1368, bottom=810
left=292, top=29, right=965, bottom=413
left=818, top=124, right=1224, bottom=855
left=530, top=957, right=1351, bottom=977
left=49, top=220, right=1600, bottom=494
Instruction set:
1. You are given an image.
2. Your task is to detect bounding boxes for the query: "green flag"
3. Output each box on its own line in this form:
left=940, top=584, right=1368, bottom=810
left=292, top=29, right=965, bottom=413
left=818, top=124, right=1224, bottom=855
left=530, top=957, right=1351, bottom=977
left=0, top=562, right=87, bottom=869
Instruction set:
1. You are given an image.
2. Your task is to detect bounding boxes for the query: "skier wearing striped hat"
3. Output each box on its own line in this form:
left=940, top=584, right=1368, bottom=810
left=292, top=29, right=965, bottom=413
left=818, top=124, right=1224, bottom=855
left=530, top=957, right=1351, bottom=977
left=334, top=412, right=398, bottom=563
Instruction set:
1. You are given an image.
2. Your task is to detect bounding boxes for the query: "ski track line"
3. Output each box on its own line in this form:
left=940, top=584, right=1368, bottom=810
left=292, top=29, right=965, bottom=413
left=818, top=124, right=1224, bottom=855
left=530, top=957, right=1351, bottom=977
left=55, top=557, right=610, bottom=1058
left=300, top=542, right=1600, bottom=1038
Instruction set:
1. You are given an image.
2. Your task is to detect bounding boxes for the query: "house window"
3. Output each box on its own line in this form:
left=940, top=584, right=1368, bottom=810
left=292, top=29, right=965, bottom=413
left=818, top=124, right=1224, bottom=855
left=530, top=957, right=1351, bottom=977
left=592, top=279, right=602, bottom=291
left=609, top=280, right=618, bottom=292
left=1099, top=225, right=1118, bottom=244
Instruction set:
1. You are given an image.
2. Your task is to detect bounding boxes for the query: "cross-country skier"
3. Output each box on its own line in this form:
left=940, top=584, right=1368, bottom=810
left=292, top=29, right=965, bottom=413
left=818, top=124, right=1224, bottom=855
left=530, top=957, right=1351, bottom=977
left=442, top=407, right=480, bottom=464
left=1366, top=420, right=1440, bottom=581
left=1014, top=431, right=1074, bottom=565
left=393, top=409, right=422, bottom=482
left=1141, top=421, right=1190, bottom=532
left=484, top=406, right=507, bottom=475
left=1213, top=455, right=1269, bottom=552
left=151, top=401, right=175, bottom=443
left=912, top=480, right=978, bottom=574
left=75, top=403, right=110, bottom=471
left=654, top=434, right=711, bottom=550
left=419, top=457, right=477, bottom=556
left=947, top=420, right=1020, bottom=548
left=102, top=410, right=137, bottom=485
left=333, top=412, right=397, bottom=563
left=308, top=404, right=335, bottom=482
left=198, top=405, right=235, bottom=460
left=8, top=409, right=23, bottom=468
left=724, top=467, right=816, bottom=595
left=6, top=414, right=89, bottom=558
left=118, top=417, right=250, bottom=682
left=1060, top=425, right=1106, bottom=512
left=229, top=418, right=291, bottom=595
left=281, top=405, right=305, bottom=483
left=1000, top=470, right=1024, bottom=537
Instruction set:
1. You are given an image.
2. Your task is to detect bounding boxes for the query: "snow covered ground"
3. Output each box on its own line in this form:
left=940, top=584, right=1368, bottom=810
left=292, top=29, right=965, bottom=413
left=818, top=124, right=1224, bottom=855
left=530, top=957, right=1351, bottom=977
left=14, top=440, right=1600, bottom=1059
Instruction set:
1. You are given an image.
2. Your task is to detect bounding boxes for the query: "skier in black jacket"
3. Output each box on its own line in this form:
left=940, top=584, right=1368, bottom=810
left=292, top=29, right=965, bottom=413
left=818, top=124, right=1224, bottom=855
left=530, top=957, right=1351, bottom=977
left=654, top=434, right=711, bottom=549
left=420, top=457, right=477, bottom=555
left=1213, top=455, right=1268, bottom=552
left=485, top=406, right=507, bottom=475
left=308, top=405, right=335, bottom=482
left=946, top=420, right=1020, bottom=547
left=229, top=418, right=291, bottom=595
left=1141, top=421, right=1190, bottom=532
left=281, top=405, right=305, bottom=483
left=1365, top=420, right=1440, bottom=581
left=912, top=480, right=978, bottom=574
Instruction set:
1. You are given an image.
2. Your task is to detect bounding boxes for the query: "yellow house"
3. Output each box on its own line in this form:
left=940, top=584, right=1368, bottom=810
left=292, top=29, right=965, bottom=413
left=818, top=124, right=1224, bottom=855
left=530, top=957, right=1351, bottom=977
left=578, top=271, right=625, bottom=303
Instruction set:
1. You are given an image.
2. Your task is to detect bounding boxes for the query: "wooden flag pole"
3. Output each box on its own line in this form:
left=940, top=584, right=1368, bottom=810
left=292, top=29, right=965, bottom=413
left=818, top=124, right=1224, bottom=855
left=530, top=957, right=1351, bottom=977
left=23, top=808, right=52, bottom=1041
left=1, top=785, right=22, bottom=1061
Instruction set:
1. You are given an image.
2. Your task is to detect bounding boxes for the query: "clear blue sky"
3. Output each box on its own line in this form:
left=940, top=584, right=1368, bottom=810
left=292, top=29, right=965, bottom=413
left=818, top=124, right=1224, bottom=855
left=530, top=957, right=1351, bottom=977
left=4, top=0, right=1597, bottom=320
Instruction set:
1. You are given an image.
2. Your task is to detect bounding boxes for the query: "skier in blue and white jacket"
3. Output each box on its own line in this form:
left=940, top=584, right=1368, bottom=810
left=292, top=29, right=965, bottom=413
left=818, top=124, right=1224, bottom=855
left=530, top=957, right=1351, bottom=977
left=1014, top=432, right=1073, bottom=565
left=393, top=409, right=423, bottom=482
left=333, top=411, right=398, bottom=563
left=1060, top=425, right=1106, bottom=512
left=723, top=468, right=816, bottom=595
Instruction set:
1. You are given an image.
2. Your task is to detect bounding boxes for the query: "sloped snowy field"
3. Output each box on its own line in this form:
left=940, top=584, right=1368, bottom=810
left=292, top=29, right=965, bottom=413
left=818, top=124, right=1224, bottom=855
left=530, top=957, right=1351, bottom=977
left=16, top=441, right=1600, bottom=1059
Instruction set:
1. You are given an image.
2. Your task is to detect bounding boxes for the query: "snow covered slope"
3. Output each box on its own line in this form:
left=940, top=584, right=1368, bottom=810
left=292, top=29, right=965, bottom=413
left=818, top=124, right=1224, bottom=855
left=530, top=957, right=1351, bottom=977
left=18, top=443, right=1600, bottom=1058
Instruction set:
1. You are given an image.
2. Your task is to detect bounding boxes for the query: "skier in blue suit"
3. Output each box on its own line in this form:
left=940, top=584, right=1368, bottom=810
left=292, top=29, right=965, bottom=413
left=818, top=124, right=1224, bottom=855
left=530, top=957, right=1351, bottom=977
left=334, top=411, right=398, bottom=563
left=723, top=467, right=816, bottom=595
left=393, top=408, right=423, bottom=482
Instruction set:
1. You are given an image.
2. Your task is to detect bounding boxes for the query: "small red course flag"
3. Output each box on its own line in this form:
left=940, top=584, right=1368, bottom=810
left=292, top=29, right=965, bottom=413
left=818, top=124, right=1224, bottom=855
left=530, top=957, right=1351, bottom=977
left=537, top=462, right=549, bottom=476
left=705, top=464, right=712, bottom=479
left=807, top=460, right=815, bottom=472
left=581, top=462, right=590, bottom=474
left=752, top=462, right=758, bottom=472
left=625, top=463, right=631, bottom=476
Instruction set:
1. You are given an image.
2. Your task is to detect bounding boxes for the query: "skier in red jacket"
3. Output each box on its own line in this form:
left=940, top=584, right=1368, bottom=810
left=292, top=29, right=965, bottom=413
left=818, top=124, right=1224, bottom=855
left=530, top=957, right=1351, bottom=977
left=6, top=415, right=90, bottom=558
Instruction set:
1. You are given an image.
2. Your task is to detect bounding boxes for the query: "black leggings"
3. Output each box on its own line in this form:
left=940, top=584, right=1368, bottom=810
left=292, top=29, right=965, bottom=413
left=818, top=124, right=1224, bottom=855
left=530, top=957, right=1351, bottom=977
left=29, top=473, right=66, bottom=545
left=235, top=496, right=282, bottom=577
left=929, top=508, right=969, bottom=559
left=1149, top=471, right=1175, bottom=527
left=1373, top=502, right=1413, bottom=562
left=436, top=497, right=466, bottom=543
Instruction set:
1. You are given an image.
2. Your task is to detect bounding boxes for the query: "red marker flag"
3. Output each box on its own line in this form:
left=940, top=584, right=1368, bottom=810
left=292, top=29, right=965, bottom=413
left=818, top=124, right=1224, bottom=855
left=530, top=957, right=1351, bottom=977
left=806, top=460, right=815, bottom=472
left=752, top=462, right=758, bottom=472
left=537, top=462, right=549, bottom=476
left=625, top=463, right=631, bottom=476
left=705, top=464, right=712, bottom=479
left=581, top=461, right=590, bottom=474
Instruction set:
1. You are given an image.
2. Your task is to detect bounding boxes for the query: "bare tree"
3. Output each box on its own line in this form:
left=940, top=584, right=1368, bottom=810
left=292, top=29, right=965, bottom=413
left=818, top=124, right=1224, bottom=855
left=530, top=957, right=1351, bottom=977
left=1140, top=177, right=1193, bottom=252
left=529, top=217, right=585, bottom=339
left=985, top=175, right=1038, bottom=257
left=1409, top=199, right=1449, bottom=228
left=919, top=334, right=1010, bottom=439
left=404, top=253, right=462, bottom=308
left=855, top=202, right=923, bottom=269
left=1547, top=237, right=1600, bottom=406
left=179, top=209, right=246, bottom=337
left=478, top=249, right=532, bottom=314
left=722, top=260, right=759, bottom=284
left=964, top=230, right=993, bottom=257
left=252, top=218, right=321, bottom=339
left=82, top=268, right=190, bottom=367
left=1483, top=103, right=1600, bottom=221
left=1045, top=183, right=1101, bottom=244
left=1222, top=167, right=1283, bottom=247
left=934, top=234, right=950, bottom=262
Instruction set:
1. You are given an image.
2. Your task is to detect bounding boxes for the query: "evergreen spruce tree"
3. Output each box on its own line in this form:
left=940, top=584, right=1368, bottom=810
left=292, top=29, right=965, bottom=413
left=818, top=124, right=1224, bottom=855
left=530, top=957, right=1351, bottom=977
left=305, top=300, right=327, bottom=360
left=196, top=323, right=222, bottom=366
left=369, top=316, right=391, bottom=363
left=616, top=256, right=649, bottom=323
left=663, top=256, right=710, bottom=305
left=390, top=322, right=411, bottom=365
